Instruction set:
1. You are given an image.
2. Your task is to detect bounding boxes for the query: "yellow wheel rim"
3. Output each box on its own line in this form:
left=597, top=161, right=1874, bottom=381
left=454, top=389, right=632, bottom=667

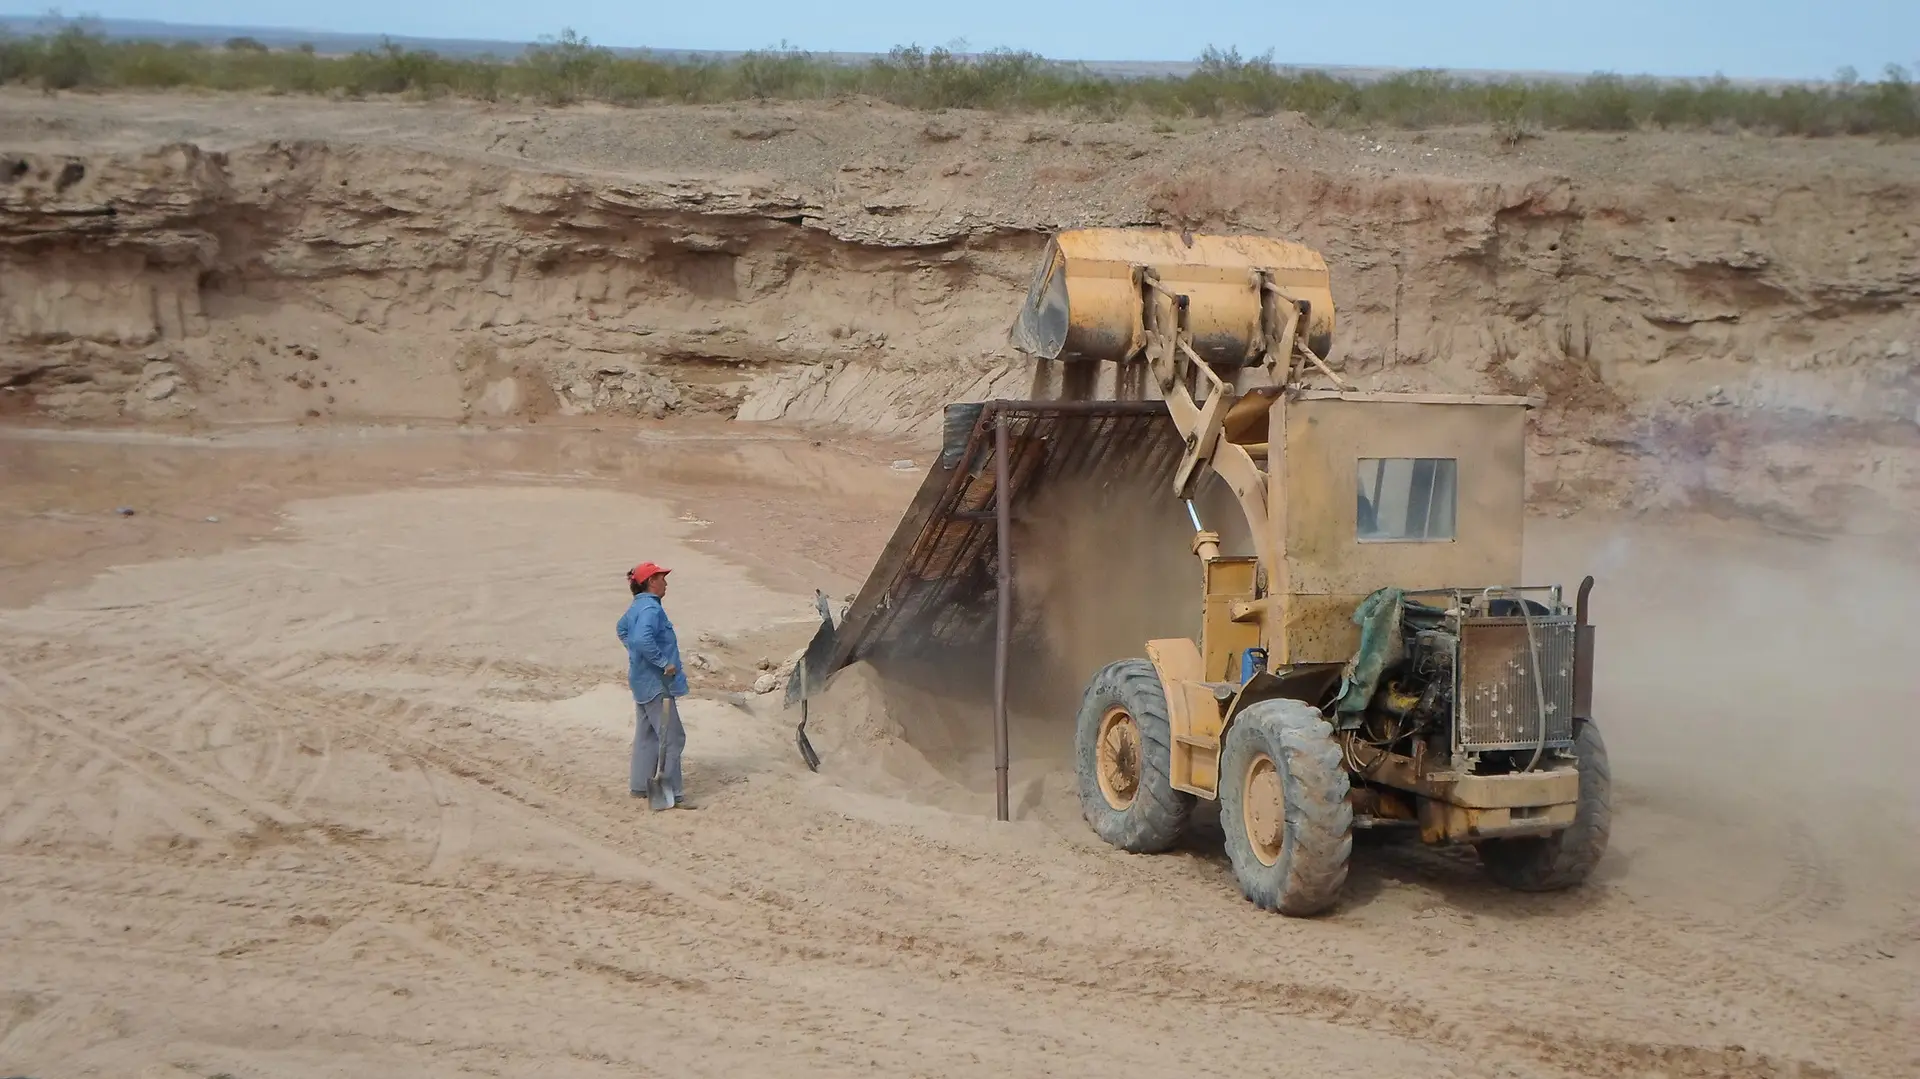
left=1242, top=751, right=1286, bottom=867
left=1096, top=706, right=1142, bottom=811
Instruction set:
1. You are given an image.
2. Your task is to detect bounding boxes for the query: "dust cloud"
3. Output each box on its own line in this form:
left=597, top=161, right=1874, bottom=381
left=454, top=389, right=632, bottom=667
left=1530, top=515, right=1920, bottom=832
left=832, top=474, right=1920, bottom=948
left=803, top=464, right=1225, bottom=817
left=835, top=452, right=1920, bottom=857
left=799, top=459, right=1227, bottom=811
left=1009, top=468, right=1250, bottom=698
left=1011, top=482, right=1195, bottom=699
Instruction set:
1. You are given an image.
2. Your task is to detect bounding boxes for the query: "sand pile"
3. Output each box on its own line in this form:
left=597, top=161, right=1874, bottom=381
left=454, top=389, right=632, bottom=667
left=801, top=660, right=986, bottom=811
left=1009, top=472, right=1231, bottom=695
left=802, top=657, right=1092, bottom=822
left=803, top=663, right=913, bottom=764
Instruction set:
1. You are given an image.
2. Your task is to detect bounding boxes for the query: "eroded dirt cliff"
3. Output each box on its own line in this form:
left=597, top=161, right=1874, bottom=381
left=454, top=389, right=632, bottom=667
left=3, top=92, right=1917, bottom=530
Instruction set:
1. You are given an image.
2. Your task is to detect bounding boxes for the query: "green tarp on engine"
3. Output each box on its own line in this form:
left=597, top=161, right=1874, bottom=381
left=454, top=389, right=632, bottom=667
left=1334, top=587, right=1407, bottom=716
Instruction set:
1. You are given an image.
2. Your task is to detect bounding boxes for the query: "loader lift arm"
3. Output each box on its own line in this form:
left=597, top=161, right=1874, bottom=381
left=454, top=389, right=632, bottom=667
left=1134, top=264, right=1332, bottom=579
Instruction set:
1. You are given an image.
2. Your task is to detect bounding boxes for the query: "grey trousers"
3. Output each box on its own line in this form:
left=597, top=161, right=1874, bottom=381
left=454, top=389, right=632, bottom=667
left=630, top=695, right=685, bottom=809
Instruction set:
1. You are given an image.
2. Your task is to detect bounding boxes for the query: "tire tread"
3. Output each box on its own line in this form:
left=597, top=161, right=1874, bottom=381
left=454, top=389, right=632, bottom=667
left=1219, top=697, right=1353, bottom=916
left=1477, top=719, right=1612, bottom=891
left=1074, top=659, right=1194, bottom=853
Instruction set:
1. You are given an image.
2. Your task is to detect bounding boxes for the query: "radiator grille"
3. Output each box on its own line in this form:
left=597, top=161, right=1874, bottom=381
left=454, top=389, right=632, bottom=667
left=1457, top=616, right=1578, bottom=753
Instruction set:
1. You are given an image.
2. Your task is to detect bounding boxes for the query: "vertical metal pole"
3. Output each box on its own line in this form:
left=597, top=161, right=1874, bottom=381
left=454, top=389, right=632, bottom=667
left=993, top=411, right=1012, bottom=823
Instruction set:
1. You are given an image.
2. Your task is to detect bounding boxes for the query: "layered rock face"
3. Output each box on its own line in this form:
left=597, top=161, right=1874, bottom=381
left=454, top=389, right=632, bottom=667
left=2, top=95, right=1915, bottom=530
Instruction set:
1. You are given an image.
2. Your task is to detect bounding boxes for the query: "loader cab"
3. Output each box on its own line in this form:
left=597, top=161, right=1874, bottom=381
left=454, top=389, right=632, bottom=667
left=1260, top=390, right=1530, bottom=666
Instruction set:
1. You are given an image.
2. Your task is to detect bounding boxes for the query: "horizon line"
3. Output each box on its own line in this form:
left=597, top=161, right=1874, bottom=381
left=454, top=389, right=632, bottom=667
left=0, top=13, right=1843, bottom=89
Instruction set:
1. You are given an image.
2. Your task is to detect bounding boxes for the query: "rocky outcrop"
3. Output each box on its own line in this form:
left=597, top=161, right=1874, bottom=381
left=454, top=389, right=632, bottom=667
left=2, top=102, right=1916, bottom=531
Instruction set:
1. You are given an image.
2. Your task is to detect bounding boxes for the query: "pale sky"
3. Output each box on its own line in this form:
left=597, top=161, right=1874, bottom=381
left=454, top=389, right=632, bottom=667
left=34, top=1, right=1920, bottom=81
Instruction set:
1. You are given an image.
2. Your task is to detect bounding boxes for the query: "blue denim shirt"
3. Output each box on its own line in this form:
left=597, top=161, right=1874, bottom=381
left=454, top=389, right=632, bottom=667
left=616, top=592, right=687, bottom=702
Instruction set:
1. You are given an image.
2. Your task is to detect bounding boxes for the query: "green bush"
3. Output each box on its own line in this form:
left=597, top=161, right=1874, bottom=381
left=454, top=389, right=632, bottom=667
left=1, top=18, right=1914, bottom=137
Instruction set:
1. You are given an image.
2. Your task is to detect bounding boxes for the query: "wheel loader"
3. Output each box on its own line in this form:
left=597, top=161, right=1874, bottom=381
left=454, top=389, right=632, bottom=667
left=801, top=227, right=1609, bottom=917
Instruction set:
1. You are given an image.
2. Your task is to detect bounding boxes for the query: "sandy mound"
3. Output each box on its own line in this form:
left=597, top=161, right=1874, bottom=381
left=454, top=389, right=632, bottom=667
left=802, top=658, right=1091, bottom=824
left=802, top=660, right=979, bottom=807
left=804, top=663, right=920, bottom=765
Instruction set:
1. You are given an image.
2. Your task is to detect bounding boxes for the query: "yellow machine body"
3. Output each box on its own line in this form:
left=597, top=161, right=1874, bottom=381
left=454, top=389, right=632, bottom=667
left=1006, top=227, right=1580, bottom=842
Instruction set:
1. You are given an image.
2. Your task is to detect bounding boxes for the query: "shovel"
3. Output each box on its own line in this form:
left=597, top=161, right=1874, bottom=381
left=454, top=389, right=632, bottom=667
left=788, top=589, right=834, bottom=772
left=796, top=663, right=820, bottom=772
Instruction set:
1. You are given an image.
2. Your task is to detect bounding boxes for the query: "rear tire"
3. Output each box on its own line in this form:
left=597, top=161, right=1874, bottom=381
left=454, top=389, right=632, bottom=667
left=1477, top=719, right=1612, bottom=891
left=1074, top=659, right=1194, bottom=853
left=1219, top=698, right=1353, bottom=916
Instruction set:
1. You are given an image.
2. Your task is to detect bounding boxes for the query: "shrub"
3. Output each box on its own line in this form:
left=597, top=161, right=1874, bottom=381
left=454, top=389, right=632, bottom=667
left=0, top=17, right=1913, bottom=138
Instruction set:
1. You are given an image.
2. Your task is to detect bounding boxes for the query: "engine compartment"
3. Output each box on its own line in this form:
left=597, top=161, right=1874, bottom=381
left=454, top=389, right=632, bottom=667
left=1342, top=588, right=1583, bottom=806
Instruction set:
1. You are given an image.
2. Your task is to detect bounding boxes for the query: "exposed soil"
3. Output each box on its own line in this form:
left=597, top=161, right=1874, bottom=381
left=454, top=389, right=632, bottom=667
left=2, top=90, right=1918, bottom=532
left=0, top=420, right=1915, bottom=1079
left=0, top=418, right=920, bottom=610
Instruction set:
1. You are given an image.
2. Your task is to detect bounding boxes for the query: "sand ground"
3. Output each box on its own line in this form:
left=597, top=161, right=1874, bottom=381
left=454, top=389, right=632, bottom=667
left=0, top=417, right=1913, bottom=1079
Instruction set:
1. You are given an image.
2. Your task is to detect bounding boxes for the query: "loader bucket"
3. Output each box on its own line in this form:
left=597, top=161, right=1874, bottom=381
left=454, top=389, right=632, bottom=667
left=820, top=400, right=1186, bottom=676
left=1007, top=227, right=1337, bottom=367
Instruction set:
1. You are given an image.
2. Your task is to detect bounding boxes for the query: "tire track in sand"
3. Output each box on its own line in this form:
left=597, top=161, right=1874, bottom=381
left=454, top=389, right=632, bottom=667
left=195, top=652, right=1855, bottom=1079
left=0, top=628, right=1877, bottom=1079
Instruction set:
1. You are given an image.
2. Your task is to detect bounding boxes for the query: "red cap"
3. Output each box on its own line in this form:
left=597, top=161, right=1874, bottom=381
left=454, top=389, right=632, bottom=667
left=627, top=562, right=671, bottom=585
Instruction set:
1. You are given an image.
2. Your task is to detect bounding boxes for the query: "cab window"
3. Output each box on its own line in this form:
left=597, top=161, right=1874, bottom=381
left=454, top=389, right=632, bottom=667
left=1357, top=458, right=1457, bottom=541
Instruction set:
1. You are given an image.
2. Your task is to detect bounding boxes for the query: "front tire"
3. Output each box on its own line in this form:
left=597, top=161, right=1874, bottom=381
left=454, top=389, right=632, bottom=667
left=1477, top=718, right=1613, bottom=891
left=1074, top=659, right=1194, bottom=853
left=1219, top=698, right=1353, bottom=916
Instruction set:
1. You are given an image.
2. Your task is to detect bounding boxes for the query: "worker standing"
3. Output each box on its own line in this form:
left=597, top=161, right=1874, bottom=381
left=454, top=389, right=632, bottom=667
left=616, top=561, right=693, bottom=810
